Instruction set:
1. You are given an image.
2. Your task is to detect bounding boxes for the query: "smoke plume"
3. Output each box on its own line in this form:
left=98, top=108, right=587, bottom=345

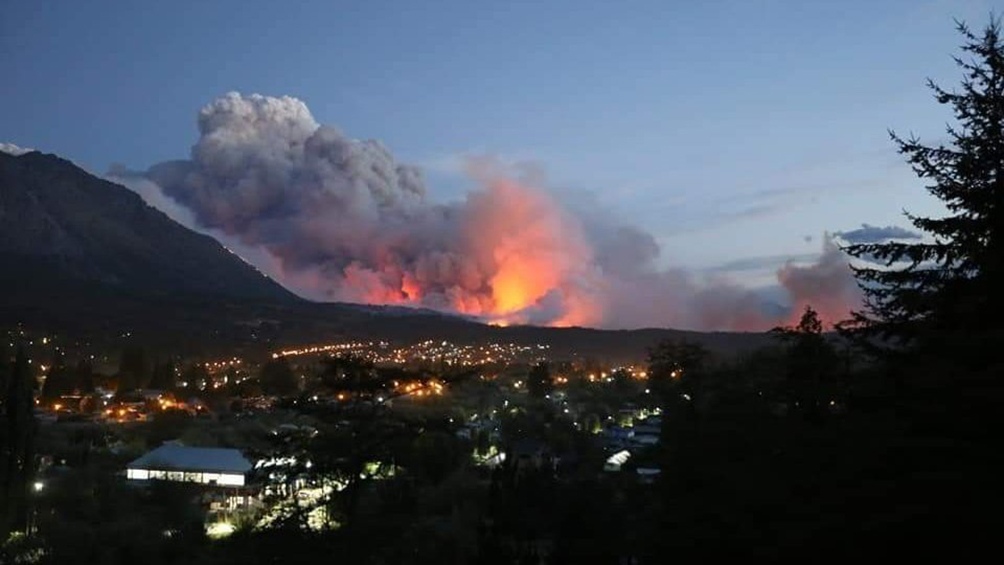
left=1, top=142, right=33, bottom=156
left=124, top=92, right=861, bottom=330
left=777, top=237, right=862, bottom=327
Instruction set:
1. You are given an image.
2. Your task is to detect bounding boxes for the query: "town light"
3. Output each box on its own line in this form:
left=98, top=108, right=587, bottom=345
left=33, top=481, right=43, bottom=492
left=206, top=521, right=235, bottom=539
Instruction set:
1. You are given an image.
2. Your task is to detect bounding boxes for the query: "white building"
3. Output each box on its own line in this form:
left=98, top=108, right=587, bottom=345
left=604, top=449, right=631, bottom=472
left=126, top=444, right=253, bottom=487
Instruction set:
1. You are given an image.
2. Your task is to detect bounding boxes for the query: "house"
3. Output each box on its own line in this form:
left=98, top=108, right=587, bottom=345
left=603, top=450, right=631, bottom=472
left=126, top=444, right=253, bottom=487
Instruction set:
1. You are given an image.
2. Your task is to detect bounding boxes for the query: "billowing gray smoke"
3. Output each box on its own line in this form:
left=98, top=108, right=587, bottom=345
left=116, top=92, right=861, bottom=330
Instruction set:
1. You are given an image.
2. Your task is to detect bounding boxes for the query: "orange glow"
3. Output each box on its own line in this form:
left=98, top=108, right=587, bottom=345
left=401, top=273, right=422, bottom=302
left=393, top=379, right=446, bottom=399
left=461, top=177, right=602, bottom=326
left=327, top=173, right=606, bottom=328
left=489, top=246, right=561, bottom=315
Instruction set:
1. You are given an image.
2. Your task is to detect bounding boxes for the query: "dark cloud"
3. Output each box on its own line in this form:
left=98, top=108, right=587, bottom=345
left=835, top=223, right=921, bottom=244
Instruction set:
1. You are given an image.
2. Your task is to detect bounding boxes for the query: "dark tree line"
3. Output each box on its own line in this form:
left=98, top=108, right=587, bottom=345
left=0, top=349, right=37, bottom=541
left=41, top=357, right=94, bottom=400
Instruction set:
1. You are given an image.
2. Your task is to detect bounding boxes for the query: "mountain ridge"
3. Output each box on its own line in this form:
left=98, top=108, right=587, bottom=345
left=0, top=150, right=297, bottom=303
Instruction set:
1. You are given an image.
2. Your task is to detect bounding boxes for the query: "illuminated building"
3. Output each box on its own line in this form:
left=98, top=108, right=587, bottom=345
left=126, top=444, right=253, bottom=487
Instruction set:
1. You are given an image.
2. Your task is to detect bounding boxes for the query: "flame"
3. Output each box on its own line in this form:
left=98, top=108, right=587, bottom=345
left=281, top=173, right=856, bottom=331
left=316, top=175, right=609, bottom=328
left=400, top=273, right=422, bottom=302
left=490, top=248, right=559, bottom=315
left=464, top=176, right=602, bottom=326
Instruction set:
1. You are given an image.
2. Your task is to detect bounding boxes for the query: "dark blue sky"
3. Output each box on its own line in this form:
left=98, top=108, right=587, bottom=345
left=1, top=0, right=993, bottom=279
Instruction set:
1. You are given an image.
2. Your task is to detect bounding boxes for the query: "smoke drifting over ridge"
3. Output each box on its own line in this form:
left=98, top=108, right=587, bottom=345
left=121, top=93, right=860, bottom=330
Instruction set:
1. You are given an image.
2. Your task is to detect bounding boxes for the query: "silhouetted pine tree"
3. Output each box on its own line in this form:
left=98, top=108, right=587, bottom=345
left=842, top=18, right=1004, bottom=380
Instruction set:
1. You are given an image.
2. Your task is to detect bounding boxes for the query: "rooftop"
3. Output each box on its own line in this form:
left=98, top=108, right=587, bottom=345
left=128, top=444, right=253, bottom=474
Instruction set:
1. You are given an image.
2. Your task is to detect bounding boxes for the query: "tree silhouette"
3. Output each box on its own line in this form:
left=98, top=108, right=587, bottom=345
left=72, top=359, right=95, bottom=394
left=527, top=363, right=553, bottom=399
left=842, top=18, right=1004, bottom=381
left=258, top=358, right=298, bottom=397
left=646, top=340, right=708, bottom=403
left=1, top=349, right=37, bottom=539
left=117, top=346, right=149, bottom=392
left=41, top=355, right=72, bottom=400
left=772, top=306, right=839, bottom=418
left=149, top=361, right=177, bottom=391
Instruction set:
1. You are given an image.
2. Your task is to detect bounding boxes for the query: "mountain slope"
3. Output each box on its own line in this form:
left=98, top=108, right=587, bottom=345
left=0, top=151, right=296, bottom=303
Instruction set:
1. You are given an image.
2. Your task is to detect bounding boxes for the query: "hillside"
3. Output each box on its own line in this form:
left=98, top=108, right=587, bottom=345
left=0, top=151, right=297, bottom=303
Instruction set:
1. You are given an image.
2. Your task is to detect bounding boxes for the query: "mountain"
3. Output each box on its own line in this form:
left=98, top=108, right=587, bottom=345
left=0, top=149, right=773, bottom=361
left=0, top=150, right=296, bottom=304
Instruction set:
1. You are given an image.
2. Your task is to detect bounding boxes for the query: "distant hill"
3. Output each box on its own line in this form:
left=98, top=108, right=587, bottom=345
left=0, top=151, right=297, bottom=303
left=0, top=150, right=772, bottom=361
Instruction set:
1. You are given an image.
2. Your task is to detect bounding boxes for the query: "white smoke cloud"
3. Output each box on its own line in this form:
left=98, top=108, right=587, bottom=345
left=1, top=142, right=34, bottom=156
left=126, top=92, right=861, bottom=330
left=106, top=164, right=295, bottom=287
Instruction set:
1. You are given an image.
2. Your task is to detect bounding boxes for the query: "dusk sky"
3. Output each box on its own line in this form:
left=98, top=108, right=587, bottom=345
left=1, top=0, right=994, bottom=311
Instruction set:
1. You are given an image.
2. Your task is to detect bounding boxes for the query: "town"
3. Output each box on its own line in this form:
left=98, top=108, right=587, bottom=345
left=5, top=323, right=683, bottom=561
